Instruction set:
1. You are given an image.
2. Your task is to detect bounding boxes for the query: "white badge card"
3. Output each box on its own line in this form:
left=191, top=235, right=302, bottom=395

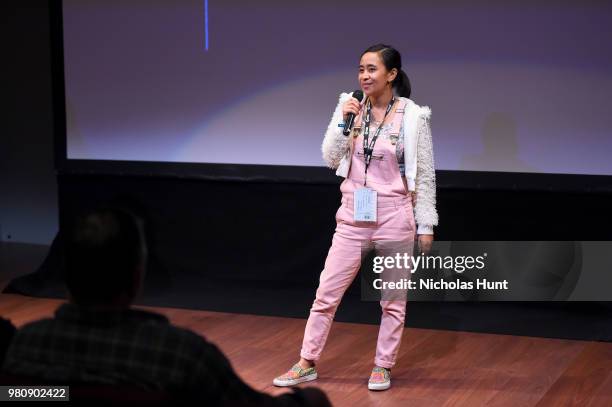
left=354, top=187, right=377, bottom=222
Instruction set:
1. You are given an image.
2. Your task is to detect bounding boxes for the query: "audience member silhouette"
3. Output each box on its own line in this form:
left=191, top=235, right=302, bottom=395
left=2, top=208, right=330, bottom=406
left=0, top=317, right=15, bottom=366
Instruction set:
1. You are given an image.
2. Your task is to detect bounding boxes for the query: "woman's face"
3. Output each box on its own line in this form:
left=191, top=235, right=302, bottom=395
left=359, top=52, right=397, bottom=97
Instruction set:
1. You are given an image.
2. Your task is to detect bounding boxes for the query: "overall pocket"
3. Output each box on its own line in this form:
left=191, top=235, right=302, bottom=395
left=353, top=150, right=393, bottom=185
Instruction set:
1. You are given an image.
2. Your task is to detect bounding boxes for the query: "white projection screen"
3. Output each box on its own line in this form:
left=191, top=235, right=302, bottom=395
left=61, top=0, right=612, bottom=176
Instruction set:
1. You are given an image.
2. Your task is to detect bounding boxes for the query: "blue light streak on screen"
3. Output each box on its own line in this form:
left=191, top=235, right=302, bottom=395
left=204, top=0, right=209, bottom=51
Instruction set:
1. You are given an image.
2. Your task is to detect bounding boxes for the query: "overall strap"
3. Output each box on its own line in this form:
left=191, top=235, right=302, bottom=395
left=389, top=99, right=407, bottom=137
left=352, top=109, right=365, bottom=134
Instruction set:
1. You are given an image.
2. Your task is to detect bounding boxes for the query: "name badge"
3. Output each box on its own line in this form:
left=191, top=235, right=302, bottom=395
left=354, top=187, right=377, bottom=222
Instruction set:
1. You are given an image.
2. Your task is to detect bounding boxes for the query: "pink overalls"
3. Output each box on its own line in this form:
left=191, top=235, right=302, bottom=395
left=300, top=100, right=416, bottom=369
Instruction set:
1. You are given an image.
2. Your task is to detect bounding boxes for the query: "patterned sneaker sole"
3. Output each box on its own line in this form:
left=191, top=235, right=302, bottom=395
left=368, top=380, right=391, bottom=391
left=273, top=372, right=318, bottom=387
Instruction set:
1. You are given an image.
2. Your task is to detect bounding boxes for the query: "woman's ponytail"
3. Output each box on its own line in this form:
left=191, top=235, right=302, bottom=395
left=393, top=69, right=411, bottom=98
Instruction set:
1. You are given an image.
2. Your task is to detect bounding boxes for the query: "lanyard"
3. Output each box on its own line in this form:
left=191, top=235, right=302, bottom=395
left=362, top=96, right=395, bottom=186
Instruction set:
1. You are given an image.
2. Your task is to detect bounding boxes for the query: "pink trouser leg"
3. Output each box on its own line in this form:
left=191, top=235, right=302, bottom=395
left=375, top=300, right=407, bottom=369
left=372, top=239, right=411, bottom=369
left=300, top=233, right=363, bottom=361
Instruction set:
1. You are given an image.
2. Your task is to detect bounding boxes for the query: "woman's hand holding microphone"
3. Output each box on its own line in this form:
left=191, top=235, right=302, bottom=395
left=342, top=97, right=362, bottom=122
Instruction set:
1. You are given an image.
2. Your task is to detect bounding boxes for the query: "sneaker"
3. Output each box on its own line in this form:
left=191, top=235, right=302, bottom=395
left=273, top=363, right=318, bottom=387
left=368, top=366, right=391, bottom=391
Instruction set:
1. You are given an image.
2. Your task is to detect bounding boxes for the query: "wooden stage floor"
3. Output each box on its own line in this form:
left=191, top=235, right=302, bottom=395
left=1, top=294, right=610, bottom=406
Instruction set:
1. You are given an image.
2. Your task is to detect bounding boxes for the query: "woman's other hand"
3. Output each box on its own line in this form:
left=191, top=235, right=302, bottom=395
left=417, top=234, right=434, bottom=255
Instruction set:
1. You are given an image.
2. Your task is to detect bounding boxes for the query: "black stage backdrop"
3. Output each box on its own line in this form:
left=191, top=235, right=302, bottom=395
left=7, top=171, right=612, bottom=341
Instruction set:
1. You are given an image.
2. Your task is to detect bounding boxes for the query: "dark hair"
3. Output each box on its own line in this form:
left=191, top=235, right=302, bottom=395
left=64, top=208, right=146, bottom=305
left=361, top=44, right=411, bottom=98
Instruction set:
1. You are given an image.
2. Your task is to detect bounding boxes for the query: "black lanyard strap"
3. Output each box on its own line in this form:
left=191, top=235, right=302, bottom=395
left=362, top=96, right=396, bottom=184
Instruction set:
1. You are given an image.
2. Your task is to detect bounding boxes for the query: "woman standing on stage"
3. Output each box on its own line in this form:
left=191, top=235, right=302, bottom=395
left=273, top=44, right=438, bottom=391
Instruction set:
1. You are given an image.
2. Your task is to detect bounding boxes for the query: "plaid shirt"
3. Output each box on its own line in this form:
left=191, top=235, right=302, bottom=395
left=1, top=303, right=261, bottom=403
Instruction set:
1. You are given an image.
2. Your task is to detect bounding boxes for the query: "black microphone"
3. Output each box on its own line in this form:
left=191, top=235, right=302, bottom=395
left=342, top=90, right=364, bottom=136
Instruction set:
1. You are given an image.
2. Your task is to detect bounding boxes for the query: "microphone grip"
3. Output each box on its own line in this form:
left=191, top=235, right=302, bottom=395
left=341, top=90, right=363, bottom=136
left=343, top=113, right=356, bottom=136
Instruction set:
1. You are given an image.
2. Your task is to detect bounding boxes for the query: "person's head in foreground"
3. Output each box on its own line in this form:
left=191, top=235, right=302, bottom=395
left=64, top=207, right=146, bottom=308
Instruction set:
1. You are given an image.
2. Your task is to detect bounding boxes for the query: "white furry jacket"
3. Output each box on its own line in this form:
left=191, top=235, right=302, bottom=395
left=321, top=92, right=438, bottom=235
